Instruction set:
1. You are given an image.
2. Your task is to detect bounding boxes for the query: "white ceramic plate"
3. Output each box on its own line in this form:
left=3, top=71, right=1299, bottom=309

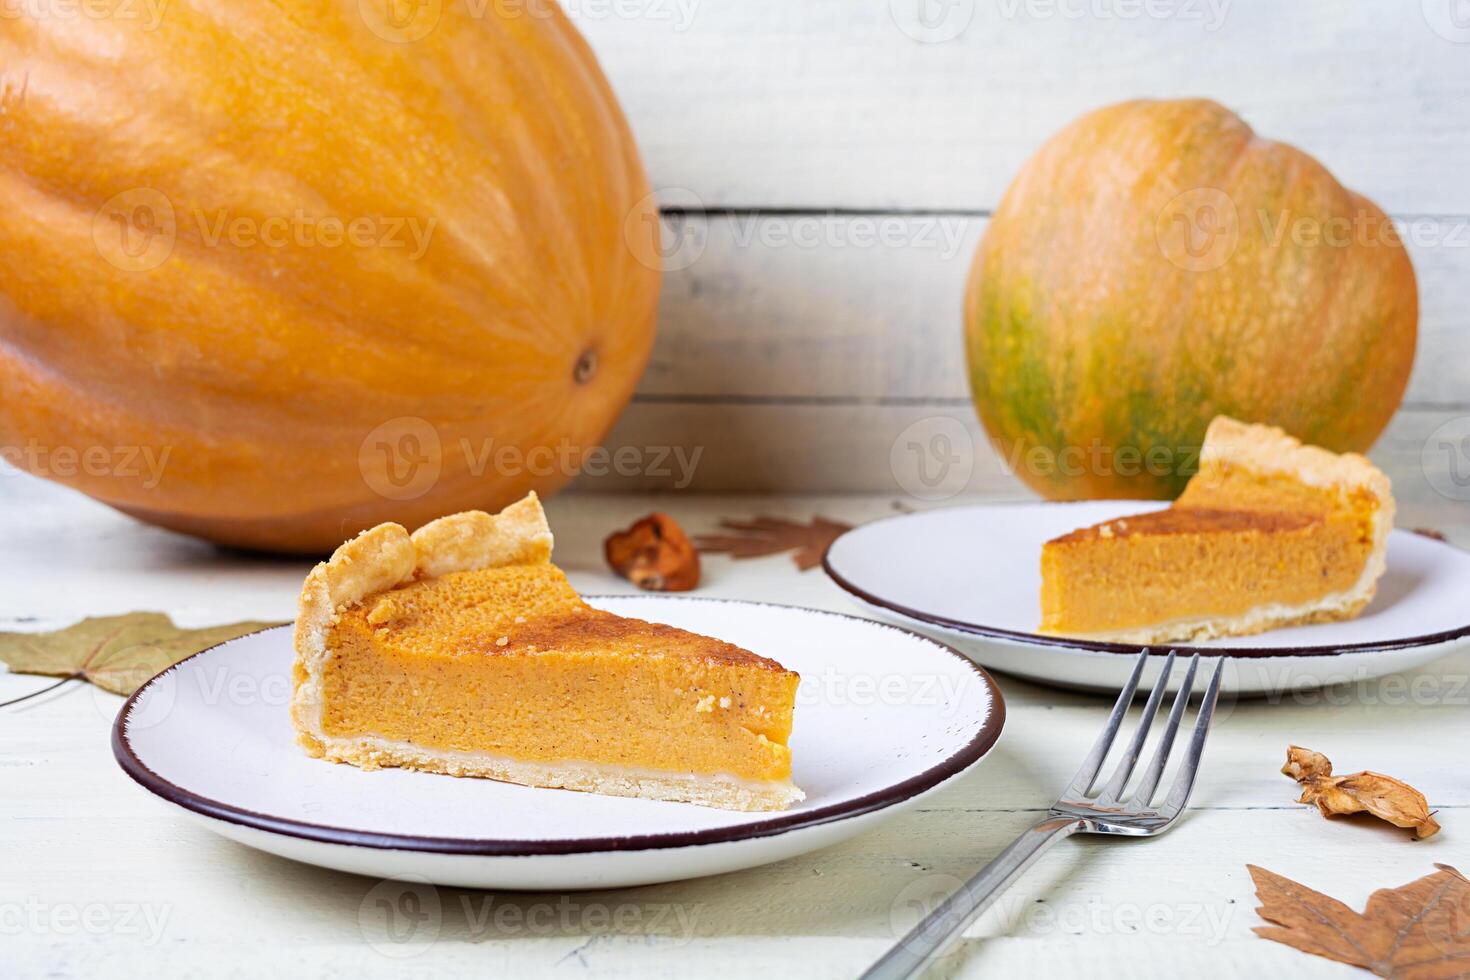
left=825, top=502, right=1470, bottom=696
left=113, top=597, right=1003, bottom=890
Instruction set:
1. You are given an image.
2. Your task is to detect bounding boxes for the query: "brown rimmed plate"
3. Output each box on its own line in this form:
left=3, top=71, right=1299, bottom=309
left=824, top=502, right=1470, bottom=695
left=113, top=596, right=1004, bottom=890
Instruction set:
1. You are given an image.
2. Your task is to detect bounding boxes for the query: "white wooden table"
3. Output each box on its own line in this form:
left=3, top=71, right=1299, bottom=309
left=4, top=476, right=1466, bottom=979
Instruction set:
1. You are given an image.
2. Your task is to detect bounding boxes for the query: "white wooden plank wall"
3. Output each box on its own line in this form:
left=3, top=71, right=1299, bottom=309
left=563, top=1, right=1470, bottom=526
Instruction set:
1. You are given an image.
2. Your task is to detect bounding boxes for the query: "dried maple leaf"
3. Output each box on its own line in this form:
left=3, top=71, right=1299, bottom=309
left=0, top=613, right=280, bottom=700
left=694, top=516, right=854, bottom=572
left=1282, top=746, right=1441, bottom=839
left=604, top=513, right=701, bottom=592
left=1251, top=864, right=1470, bottom=978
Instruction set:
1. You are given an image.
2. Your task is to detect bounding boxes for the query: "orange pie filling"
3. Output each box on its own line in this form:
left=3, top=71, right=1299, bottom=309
left=1038, top=417, right=1394, bottom=644
left=1041, top=508, right=1370, bottom=637
left=291, top=495, right=804, bottom=811
left=317, top=565, right=797, bottom=787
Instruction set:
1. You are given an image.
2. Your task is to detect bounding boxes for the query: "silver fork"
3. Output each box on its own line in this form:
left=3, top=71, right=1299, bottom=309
left=860, top=650, right=1225, bottom=980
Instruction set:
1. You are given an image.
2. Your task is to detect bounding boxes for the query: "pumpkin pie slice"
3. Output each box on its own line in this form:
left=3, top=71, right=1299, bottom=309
left=291, top=494, right=803, bottom=811
left=1039, top=417, right=1394, bottom=644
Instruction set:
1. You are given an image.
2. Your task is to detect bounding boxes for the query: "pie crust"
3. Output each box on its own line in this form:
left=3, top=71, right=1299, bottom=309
left=291, top=495, right=803, bottom=811
left=1040, top=417, right=1395, bottom=644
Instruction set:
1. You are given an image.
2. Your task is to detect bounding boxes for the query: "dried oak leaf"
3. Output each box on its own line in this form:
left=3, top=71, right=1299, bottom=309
left=604, top=513, right=700, bottom=592
left=1282, top=746, right=1441, bottom=839
left=1251, top=864, right=1470, bottom=978
left=694, top=516, right=853, bottom=572
left=0, top=613, right=280, bottom=698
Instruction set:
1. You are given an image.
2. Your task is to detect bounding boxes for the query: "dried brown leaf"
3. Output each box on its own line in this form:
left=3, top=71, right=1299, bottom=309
left=604, top=513, right=700, bottom=592
left=1282, top=747, right=1441, bottom=839
left=0, top=613, right=280, bottom=698
left=694, top=516, right=853, bottom=572
left=1283, top=745, right=1335, bottom=781
left=1251, top=864, right=1470, bottom=978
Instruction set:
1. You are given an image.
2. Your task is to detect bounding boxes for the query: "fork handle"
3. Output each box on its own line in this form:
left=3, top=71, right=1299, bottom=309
left=860, top=816, right=1085, bottom=980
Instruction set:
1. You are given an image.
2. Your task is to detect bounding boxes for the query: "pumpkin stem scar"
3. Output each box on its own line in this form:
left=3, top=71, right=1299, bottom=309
left=574, top=348, right=598, bottom=384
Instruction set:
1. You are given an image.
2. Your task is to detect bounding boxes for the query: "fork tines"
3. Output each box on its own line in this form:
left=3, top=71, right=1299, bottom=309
left=1065, top=650, right=1225, bottom=814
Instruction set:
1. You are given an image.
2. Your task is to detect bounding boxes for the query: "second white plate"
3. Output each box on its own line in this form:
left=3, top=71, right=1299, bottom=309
left=113, top=596, right=1004, bottom=890
left=824, top=501, right=1470, bottom=695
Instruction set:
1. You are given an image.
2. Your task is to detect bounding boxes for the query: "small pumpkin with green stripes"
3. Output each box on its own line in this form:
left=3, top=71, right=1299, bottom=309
left=964, top=99, right=1417, bottom=500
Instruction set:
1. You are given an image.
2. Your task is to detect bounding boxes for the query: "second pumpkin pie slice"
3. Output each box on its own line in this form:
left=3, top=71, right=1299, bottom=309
left=1039, top=416, right=1394, bottom=645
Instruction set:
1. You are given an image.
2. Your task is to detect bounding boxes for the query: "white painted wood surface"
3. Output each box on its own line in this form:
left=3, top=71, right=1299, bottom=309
left=4, top=5, right=1468, bottom=976
left=628, top=215, right=1470, bottom=406
left=574, top=2, right=1470, bottom=213
left=556, top=1, right=1470, bottom=501
left=3, top=476, right=1467, bottom=978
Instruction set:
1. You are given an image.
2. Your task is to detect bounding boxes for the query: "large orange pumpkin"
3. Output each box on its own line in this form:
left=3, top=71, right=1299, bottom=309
left=0, top=2, right=660, bottom=552
left=965, top=99, right=1417, bottom=500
